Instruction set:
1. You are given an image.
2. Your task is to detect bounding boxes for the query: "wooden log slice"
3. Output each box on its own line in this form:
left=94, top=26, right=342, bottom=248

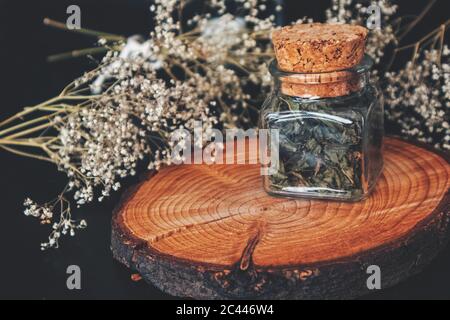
left=112, top=137, right=450, bottom=299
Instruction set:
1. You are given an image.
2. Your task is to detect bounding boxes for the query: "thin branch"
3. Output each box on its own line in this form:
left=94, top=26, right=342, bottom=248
left=0, top=112, right=63, bottom=137
left=386, top=21, right=450, bottom=70
left=436, top=24, right=446, bottom=65
left=2, top=122, right=55, bottom=140
left=0, top=145, right=54, bottom=163
left=43, top=18, right=125, bottom=41
left=0, top=96, right=61, bottom=128
left=398, top=0, right=437, bottom=41
left=47, top=47, right=109, bottom=63
left=0, top=94, right=98, bottom=129
left=0, top=138, right=43, bottom=147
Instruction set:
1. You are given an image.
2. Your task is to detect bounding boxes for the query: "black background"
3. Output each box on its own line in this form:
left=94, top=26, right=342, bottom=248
left=0, top=0, right=449, bottom=300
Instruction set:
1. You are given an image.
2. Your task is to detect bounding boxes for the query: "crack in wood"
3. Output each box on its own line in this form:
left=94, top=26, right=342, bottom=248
left=239, top=221, right=266, bottom=271
left=208, top=221, right=271, bottom=298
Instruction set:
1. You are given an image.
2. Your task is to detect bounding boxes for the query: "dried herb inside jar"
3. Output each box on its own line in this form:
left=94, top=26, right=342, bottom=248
left=266, top=94, right=368, bottom=198
left=261, top=23, right=383, bottom=201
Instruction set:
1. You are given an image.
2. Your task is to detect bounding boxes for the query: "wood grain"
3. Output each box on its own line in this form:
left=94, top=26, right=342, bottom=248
left=112, top=137, right=450, bottom=299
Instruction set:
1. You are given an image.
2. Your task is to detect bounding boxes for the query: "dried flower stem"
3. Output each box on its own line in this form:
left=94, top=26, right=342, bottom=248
left=387, top=20, right=449, bottom=69
left=0, top=145, right=54, bottom=163
left=47, top=47, right=111, bottom=63
left=397, top=0, right=437, bottom=41
left=43, top=18, right=125, bottom=41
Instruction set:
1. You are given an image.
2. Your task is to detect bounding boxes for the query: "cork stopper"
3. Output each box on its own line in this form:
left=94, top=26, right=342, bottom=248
left=272, top=23, right=368, bottom=98
left=272, top=23, right=368, bottom=73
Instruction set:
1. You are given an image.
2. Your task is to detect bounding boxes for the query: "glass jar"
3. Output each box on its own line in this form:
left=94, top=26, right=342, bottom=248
left=260, top=55, right=384, bottom=201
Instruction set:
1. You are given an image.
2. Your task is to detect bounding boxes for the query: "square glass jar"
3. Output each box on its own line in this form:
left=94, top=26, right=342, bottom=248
left=260, top=56, right=384, bottom=201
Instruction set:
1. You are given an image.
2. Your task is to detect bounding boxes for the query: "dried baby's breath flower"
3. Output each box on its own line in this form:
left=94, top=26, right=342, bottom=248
left=24, top=196, right=87, bottom=250
left=0, top=0, right=279, bottom=249
left=384, top=46, right=450, bottom=150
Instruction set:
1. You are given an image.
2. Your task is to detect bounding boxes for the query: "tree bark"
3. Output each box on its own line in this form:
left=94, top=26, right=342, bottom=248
left=111, top=137, right=450, bottom=299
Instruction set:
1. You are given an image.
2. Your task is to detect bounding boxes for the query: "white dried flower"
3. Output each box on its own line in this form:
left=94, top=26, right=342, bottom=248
left=384, top=46, right=450, bottom=150
left=12, top=0, right=279, bottom=249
